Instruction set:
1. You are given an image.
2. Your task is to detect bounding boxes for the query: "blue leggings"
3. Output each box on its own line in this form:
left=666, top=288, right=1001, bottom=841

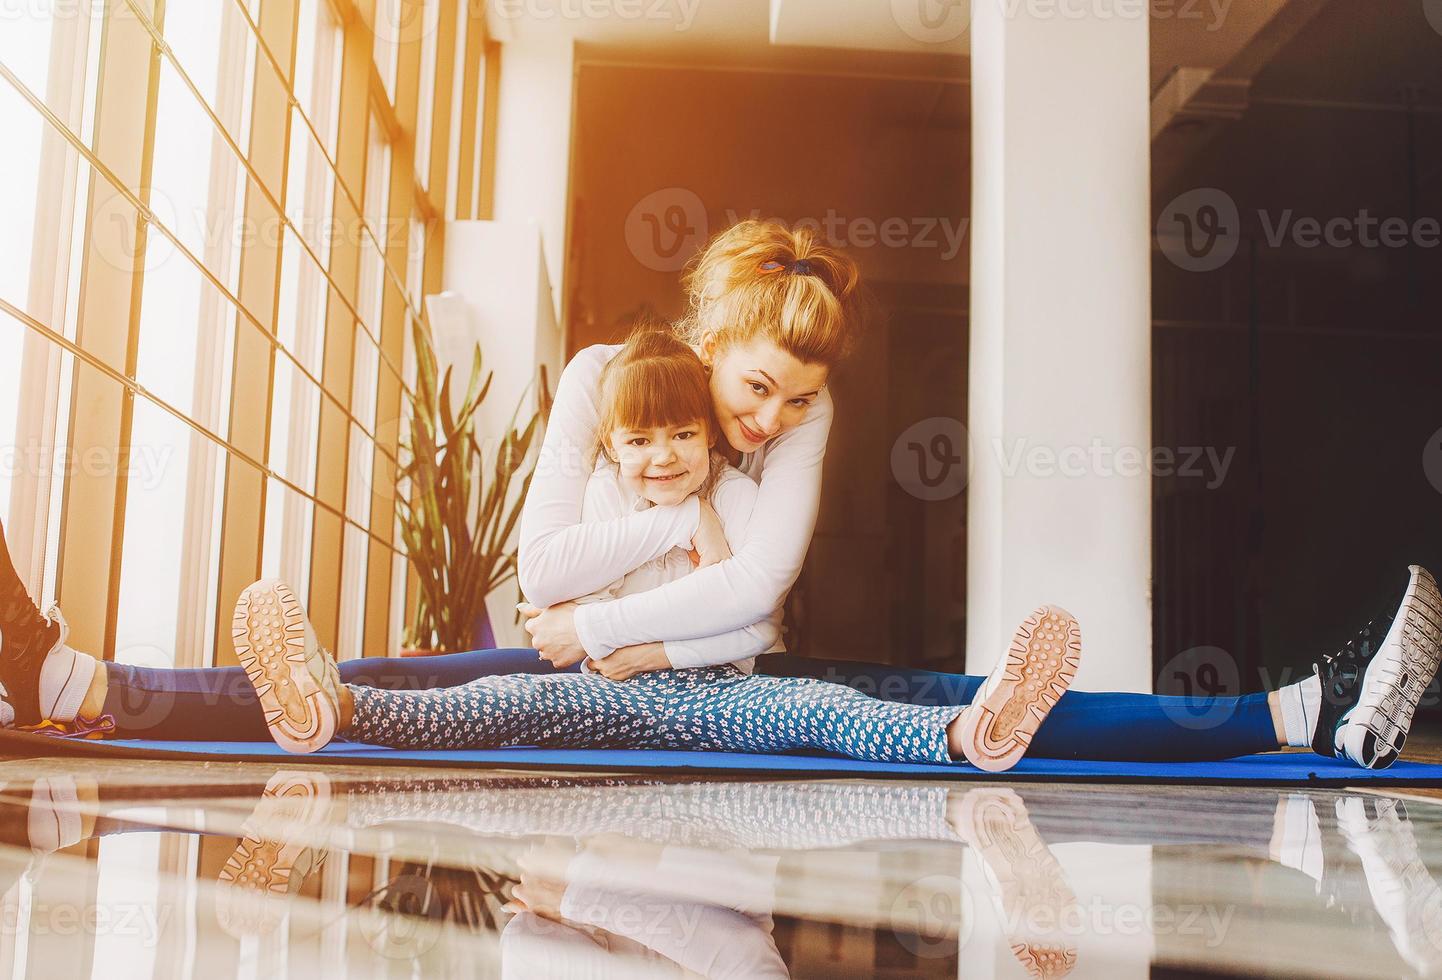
left=346, top=666, right=962, bottom=763
left=101, top=648, right=1279, bottom=761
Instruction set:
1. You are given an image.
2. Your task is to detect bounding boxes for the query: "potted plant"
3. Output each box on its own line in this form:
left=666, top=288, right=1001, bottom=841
left=396, top=318, right=550, bottom=654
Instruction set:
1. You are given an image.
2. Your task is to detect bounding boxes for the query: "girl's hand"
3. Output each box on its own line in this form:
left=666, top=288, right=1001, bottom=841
left=587, top=642, right=672, bottom=682
left=519, top=602, right=587, bottom=669
left=691, top=498, right=732, bottom=569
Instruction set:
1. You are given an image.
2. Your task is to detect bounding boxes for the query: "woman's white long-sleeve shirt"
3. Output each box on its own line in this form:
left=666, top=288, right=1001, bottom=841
left=516, top=343, right=831, bottom=659
left=575, top=461, right=781, bottom=672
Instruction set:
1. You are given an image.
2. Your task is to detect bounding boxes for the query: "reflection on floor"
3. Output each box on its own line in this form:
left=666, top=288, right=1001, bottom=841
left=0, top=758, right=1439, bottom=978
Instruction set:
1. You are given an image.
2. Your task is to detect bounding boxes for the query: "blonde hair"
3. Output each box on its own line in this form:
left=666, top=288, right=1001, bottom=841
left=678, top=219, right=862, bottom=367
left=595, top=325, right=716, bottom=463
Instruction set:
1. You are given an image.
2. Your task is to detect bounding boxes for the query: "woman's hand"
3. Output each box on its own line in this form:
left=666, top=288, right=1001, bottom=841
left=587, top=642, right=672, bottom=682
left=519, top=602, right=587, bottom=669
left=691, top=498, right=732, bottom=568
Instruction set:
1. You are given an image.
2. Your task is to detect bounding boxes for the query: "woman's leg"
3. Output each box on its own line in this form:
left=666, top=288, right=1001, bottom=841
left=343, top=672, right=662, bottom=752
left=757, top=652, right=1280, bottom=762
left=100, top=648, right=575, bottom=741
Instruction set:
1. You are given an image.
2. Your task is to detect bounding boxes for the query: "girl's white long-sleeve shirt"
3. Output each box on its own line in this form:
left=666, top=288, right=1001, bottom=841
left=574, top=461, right=782, bottom=672
left=516, top=343, right=831, bottom=659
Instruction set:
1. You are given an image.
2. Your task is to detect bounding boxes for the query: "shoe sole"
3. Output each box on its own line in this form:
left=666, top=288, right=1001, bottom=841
left=231, top=579, right=338, bottom=755
left=951, top=788, right=1079, bottom=978
left=1345, top=566, right=1442, bottom=769
left=956, top=605, right=1082, bottom=773
left=216, top=771, right=329, bottom=938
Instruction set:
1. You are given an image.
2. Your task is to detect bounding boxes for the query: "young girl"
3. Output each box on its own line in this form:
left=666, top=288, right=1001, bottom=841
left=228, top=328, right=1083, bottom=771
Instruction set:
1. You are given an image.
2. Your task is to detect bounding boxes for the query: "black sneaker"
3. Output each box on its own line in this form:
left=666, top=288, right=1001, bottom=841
left=0, top=519, right=62, bottom=727
left=1312, top=566, right=1442, bottom=769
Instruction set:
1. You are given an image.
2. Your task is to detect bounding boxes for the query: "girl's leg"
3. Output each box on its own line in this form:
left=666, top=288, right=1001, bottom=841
left=344, top=673, right=661, bottom=751
left=664, top=667, right=964, bottom=765
left=99, top=647, right=572, bottom=741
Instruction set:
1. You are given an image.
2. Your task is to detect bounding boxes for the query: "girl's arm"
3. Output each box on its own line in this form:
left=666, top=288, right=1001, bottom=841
left=516, top=345, right=701, bottom=609
left=572, top=391, right=831, bottom=659
left=661, top=473, right=781, bottom=668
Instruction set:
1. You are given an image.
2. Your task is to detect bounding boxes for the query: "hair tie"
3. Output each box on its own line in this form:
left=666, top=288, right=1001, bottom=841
left=758, top=259, right=815, bottom=276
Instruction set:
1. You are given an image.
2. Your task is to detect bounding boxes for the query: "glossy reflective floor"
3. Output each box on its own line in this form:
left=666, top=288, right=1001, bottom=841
left=0, top=751, right=1440, bottom=979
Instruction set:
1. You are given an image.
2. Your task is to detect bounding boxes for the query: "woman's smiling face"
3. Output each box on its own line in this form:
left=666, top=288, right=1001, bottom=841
left=703, top=337, right=830, bottom=453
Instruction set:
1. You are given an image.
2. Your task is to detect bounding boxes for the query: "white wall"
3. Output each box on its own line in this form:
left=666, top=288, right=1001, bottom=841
left=490, top=37, right=577, bottom=326
left=437, top=219, right=564, bottom=647
left=967, top=3, right=1153, bottom=692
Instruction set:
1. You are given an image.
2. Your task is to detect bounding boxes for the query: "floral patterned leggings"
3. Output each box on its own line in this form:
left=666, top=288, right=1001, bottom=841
left=345, top=665, right=965, bottom=765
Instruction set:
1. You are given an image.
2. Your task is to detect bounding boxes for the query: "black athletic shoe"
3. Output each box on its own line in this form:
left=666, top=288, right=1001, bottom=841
left=1312, top=566, right=1442, bottom=770
left=0, top=520, right=62, bottom=727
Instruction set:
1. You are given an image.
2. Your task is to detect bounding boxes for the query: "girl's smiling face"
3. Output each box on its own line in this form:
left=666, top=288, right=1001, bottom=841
left=702, top=336, right=830, bottom=454
left=605, top=419, right=713, bottom=506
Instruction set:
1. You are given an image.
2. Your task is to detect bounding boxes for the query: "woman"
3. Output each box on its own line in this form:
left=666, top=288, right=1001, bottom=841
left=0, top=220, right=1437, bottom=769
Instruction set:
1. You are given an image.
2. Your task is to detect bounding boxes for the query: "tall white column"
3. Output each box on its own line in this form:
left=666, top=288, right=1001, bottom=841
left=967, top=0, right=1153, bottom=692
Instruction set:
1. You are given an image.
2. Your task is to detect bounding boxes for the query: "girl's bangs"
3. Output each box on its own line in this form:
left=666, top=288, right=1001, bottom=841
left=609, top=358, right=712, bottom=433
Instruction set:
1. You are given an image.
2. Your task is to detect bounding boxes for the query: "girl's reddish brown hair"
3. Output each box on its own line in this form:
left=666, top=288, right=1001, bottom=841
left=596, top=326, right=715, bottom=460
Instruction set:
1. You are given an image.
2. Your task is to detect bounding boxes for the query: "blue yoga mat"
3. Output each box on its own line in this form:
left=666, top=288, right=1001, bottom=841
left=5, top=730, right=1442, bottom=785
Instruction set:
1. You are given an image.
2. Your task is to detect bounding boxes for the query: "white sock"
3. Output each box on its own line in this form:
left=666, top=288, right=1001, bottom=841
left=1280, top=675, right=1323, bottom=748
left=1269, top=793, right=1324, bottom=886
left=38, top=643, right=96, bottom=724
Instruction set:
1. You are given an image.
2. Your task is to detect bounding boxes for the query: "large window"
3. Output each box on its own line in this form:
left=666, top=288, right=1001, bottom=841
left=0, top=0, right=474, bottom=670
